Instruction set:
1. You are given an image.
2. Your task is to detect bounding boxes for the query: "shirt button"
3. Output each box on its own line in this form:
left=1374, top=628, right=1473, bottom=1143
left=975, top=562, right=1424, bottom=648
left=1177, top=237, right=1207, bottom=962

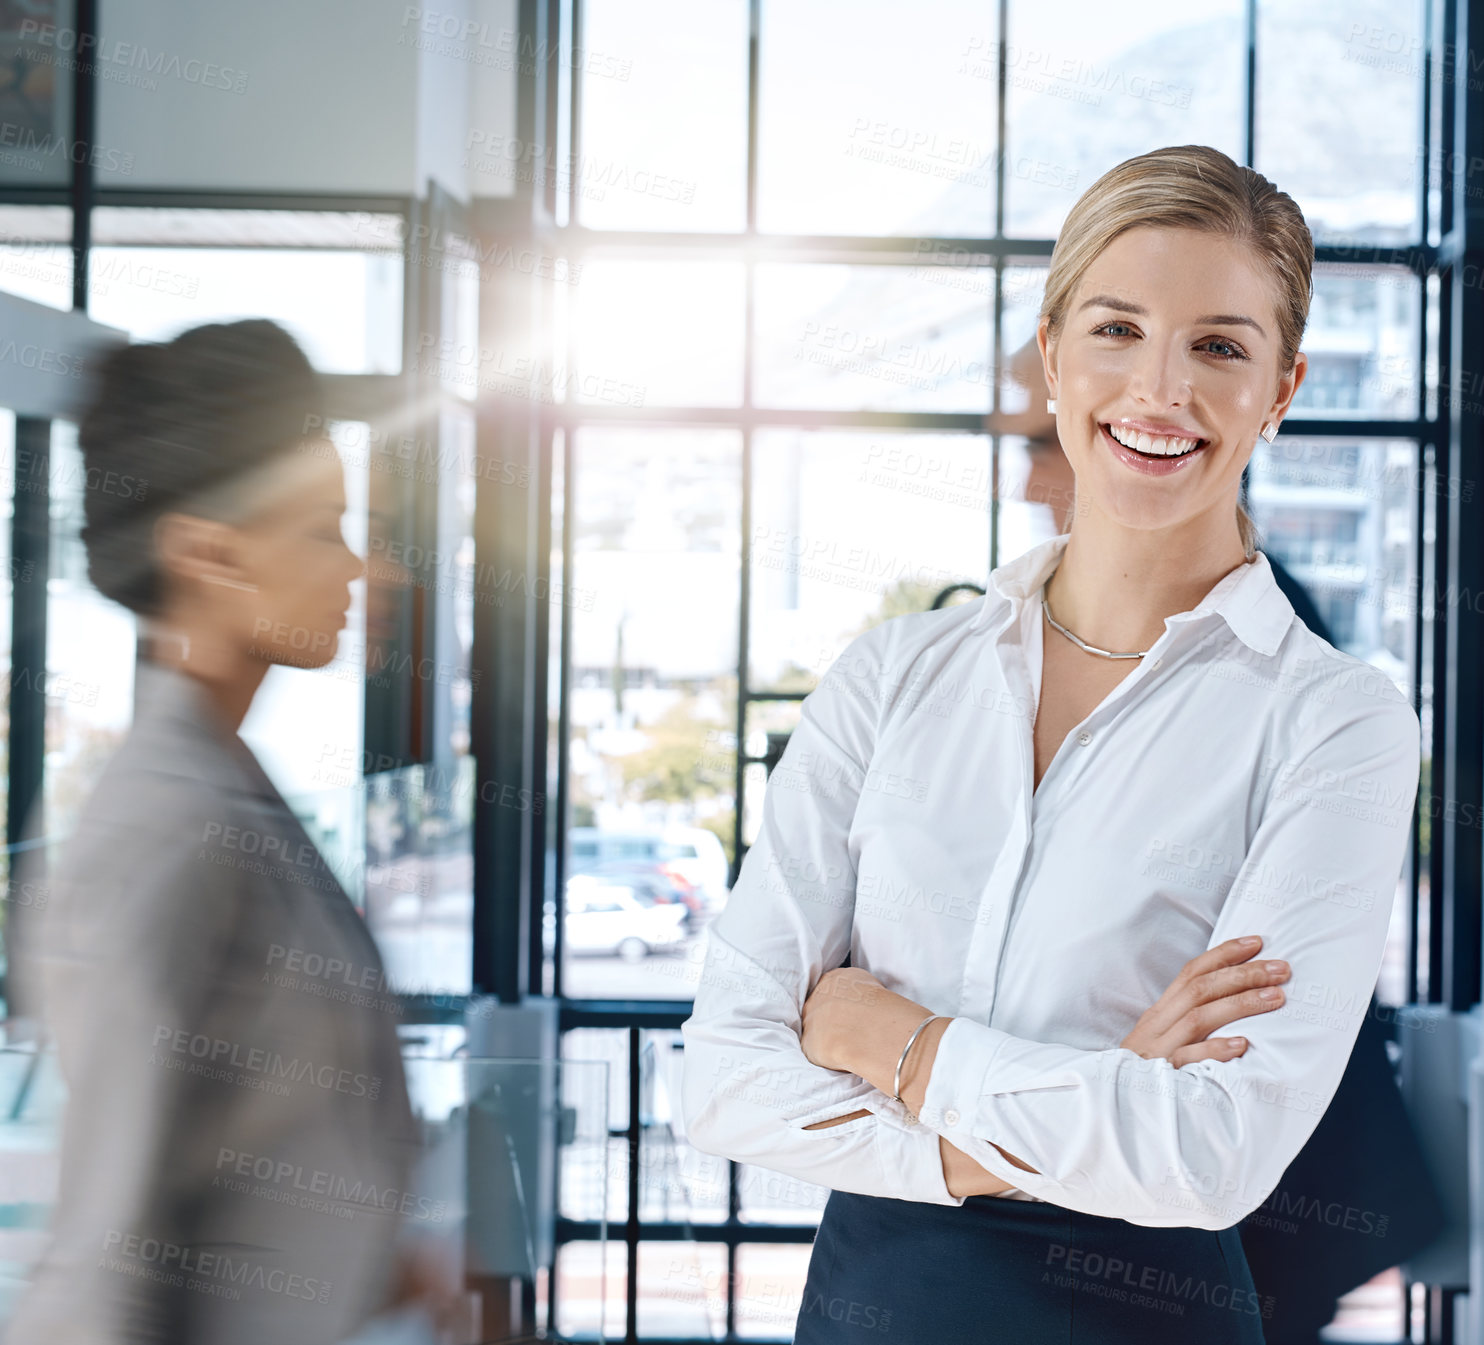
left=1076, top=730, right=1092, bottom=746
left=944, top=1108, right=961, bottom=1126
left=1151, top=657, right=1163, bottom=670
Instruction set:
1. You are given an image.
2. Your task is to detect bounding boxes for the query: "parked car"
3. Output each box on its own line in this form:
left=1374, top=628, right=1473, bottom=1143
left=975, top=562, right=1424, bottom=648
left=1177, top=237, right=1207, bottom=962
left=564, top=875, right=688, bottom=961
left=585, top=861, right=702, bottom=925
left=567, top=827, right=730, bottom=910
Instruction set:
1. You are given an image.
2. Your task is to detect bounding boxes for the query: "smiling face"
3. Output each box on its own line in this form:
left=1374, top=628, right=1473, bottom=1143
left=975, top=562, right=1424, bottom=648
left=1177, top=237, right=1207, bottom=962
left=1038, top=225, right=1307, bottom=546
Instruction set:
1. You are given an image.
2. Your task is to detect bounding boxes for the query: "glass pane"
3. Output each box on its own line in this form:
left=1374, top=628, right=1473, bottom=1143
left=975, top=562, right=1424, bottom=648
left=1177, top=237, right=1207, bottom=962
left=43, top=422, right=135, bottom=843
left=1001, top=262, right=1049, bottom=356
left=758, top=0, right=998, bottom=235
left=0, top=206, right=71, bottom=310
left=749, top=430, right=990, bottom=693
left=563, top=429, right=739, bottom=999
left=1247, top=441, right=1418, bottom=677
left=647, top=1027, right=730, bottom=1226
left=0, top=243, right=71, bottom=310
left=1329, top=1268, right=1406, bottom=1343
left=361, top=760, right=474, bottom=997
left=542, top=431, right=567, bottom=999
left=559, top=1028, right=630, bottom=1226
left=1004, top=1, right=1245, bottom=238
left=754, top=264, right=994, bottom=412
left=91, top=207, right=405, bottom=248
left=85, top=247, right=403, bottom=375
left=737, top=1160, right=828, bottom=1227
left=736, top=702, right=803, bottom=853
left=557, top=1027, right=715, bottom=1232
left=993, top=264, right=1073, bottom=565
left=434, top=406, right=476, bottom=760
left=1416, top=448, right=1436, bottom=1002
left=736, top=1243, right=817, bottom=1340
left=0, top=413, right=11, bottom=899
left=0, top=0, right=75, bottom=189
left=997, top=437, right=1075, bottom=563
left=555, top=1240, right=625, bottom=1342
left=439, top=250, right=480, bottom=405
left=1245, top=440, right=1419, bottom=1008
left=637, top=1241, right=728, bottom=1338
left=744, top=699, right=801, bottom=758
left=578, top=0, right=747, bottom=231
left=0, top=1047, right=65, bottom=1291
left=396, top=1055, right=606, bottom=1340
left=239, top=421, right=370, bottom=903
left=573, top=259, right=744, bottom=407
left=240, top=421, right=369, bottom=800
left=1293, top=266, right=1420, bottom=417
left=1256, top=0, right=1424, bottom=244
left=741, top=759, right=767, bottom=851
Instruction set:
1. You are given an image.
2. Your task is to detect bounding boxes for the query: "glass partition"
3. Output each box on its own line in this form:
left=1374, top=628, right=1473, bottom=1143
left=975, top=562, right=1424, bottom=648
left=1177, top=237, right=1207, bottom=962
left=0, top=1047, right=611, bottom=1345
left=0, top=1047, right=62, bottom=1323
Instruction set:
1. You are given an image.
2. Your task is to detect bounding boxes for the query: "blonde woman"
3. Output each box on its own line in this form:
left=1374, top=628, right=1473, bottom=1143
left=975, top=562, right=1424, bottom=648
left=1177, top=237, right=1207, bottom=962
left=681, top=145, right=1420, bottom=1343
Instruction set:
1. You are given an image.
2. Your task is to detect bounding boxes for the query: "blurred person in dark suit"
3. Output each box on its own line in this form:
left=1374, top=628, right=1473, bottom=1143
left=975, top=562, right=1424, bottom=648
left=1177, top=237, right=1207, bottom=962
left=990, top=334, right=1445, bottom=1343
left=7, top=321, right=454, bottom=1345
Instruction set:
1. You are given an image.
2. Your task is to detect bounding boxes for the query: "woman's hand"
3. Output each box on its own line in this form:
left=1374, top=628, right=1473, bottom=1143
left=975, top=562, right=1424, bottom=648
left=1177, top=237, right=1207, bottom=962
left=798, top=938, right=1288, bottom=1186
left=1120, top=935, right=1289, bottom=1067
left=799, top=967, right=934, bottom=1132
left=799, top=966, right=899, bottom=1073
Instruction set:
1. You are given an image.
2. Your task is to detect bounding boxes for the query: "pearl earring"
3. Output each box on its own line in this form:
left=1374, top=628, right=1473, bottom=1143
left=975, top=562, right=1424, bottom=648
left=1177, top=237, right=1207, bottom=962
left=1046, top=398, right=1057, bottom=413
left=1259, top=422, right=1279, bottom=443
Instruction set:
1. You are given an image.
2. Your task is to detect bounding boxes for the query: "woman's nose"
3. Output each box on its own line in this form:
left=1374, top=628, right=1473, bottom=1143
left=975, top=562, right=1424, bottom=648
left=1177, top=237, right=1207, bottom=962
left=1129, top=339, right=1192, bottom=407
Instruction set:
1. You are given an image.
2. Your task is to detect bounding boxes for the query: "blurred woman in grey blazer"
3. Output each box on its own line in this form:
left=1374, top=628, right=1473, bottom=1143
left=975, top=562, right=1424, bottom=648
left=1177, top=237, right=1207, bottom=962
left=7, top=321, right=445, bottom=1344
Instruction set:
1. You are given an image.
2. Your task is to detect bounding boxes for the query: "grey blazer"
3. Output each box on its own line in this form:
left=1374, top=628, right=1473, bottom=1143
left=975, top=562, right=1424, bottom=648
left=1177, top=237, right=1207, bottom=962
left=7, top=661, right=419, bottom=1345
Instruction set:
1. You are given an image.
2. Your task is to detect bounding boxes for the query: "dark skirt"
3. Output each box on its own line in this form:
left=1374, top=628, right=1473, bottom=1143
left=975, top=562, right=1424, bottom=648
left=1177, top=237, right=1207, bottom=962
left=794, top=1189, right=1269, bottom=1344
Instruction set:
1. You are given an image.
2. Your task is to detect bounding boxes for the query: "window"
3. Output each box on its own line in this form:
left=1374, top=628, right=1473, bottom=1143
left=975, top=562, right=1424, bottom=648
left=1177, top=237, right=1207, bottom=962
left=87, top=242, right=402, bottom=375
left=44, top=422, right=135, bottom=842
left=546, top=3, right=1439, bottom=1340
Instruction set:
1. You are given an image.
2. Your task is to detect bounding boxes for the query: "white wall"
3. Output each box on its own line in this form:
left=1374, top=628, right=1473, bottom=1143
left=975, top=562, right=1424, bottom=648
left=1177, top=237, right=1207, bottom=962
left=416, top=0, right=522, bottom=203
left=461, top=0, right=520, bottom=201
left=92, top=0, right=518, bottom=201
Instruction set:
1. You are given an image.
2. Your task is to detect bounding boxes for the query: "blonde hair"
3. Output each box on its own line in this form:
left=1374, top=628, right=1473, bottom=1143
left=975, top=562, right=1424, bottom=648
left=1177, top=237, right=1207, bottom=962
left=1038, top=145, right=1313, bottom=561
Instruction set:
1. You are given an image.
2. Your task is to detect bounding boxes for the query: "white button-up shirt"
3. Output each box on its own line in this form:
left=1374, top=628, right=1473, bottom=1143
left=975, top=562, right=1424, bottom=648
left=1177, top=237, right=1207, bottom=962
left=680, top=533, right=1421, bottom=1231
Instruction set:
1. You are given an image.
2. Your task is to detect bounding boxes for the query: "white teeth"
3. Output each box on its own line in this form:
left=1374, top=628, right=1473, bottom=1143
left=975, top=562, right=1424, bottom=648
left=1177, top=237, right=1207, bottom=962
left=1106, top=424, right=1201, bottom=457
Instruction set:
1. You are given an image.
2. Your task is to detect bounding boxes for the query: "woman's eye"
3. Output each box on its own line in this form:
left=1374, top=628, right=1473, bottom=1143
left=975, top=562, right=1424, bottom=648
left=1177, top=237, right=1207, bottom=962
left=1091, top=323, right=1249, bottom=362
left=1201, top=338, right=1249, bottom=361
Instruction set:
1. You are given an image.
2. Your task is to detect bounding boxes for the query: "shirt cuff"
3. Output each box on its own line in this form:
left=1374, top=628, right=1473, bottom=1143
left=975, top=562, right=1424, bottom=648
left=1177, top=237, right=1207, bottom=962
left=919, top=1016, right=1064, bottom=1198
left=869, top=1100, right=964, bottom=1206
left=920, top=1015, right=1009, bottom=1131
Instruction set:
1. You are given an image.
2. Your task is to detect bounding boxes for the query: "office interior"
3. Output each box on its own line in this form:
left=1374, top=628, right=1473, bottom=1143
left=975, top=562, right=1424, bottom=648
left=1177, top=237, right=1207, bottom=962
left=0, top=0, right=1478, bottom=1341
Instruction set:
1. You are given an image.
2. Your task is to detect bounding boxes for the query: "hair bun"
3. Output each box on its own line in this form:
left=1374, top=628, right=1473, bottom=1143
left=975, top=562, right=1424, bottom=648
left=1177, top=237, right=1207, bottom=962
left=76, top=319, right=326, bottom=614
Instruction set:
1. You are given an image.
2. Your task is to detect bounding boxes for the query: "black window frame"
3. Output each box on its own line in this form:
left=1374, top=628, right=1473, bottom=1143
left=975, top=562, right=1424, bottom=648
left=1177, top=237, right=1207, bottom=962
left=503, top=0, right=1484, bottom=1341
left=0, top=1, right=1478, bottom=1342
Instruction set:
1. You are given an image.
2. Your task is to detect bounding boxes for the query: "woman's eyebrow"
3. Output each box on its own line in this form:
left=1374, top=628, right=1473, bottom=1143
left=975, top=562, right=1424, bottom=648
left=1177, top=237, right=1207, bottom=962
left=1076, top=293, right=1267, bottom=338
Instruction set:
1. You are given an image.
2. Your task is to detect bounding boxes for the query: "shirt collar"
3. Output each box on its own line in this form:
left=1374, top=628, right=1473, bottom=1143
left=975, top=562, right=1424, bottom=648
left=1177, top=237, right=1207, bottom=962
left=978, top=532, right=1295, bottom=657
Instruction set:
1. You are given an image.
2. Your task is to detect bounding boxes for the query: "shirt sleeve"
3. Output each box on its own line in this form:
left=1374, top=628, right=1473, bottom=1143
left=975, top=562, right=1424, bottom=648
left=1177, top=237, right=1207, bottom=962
left=919, top=685, right=1421, bottom=1230
left=680, top=625, right=962, bottom=1206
